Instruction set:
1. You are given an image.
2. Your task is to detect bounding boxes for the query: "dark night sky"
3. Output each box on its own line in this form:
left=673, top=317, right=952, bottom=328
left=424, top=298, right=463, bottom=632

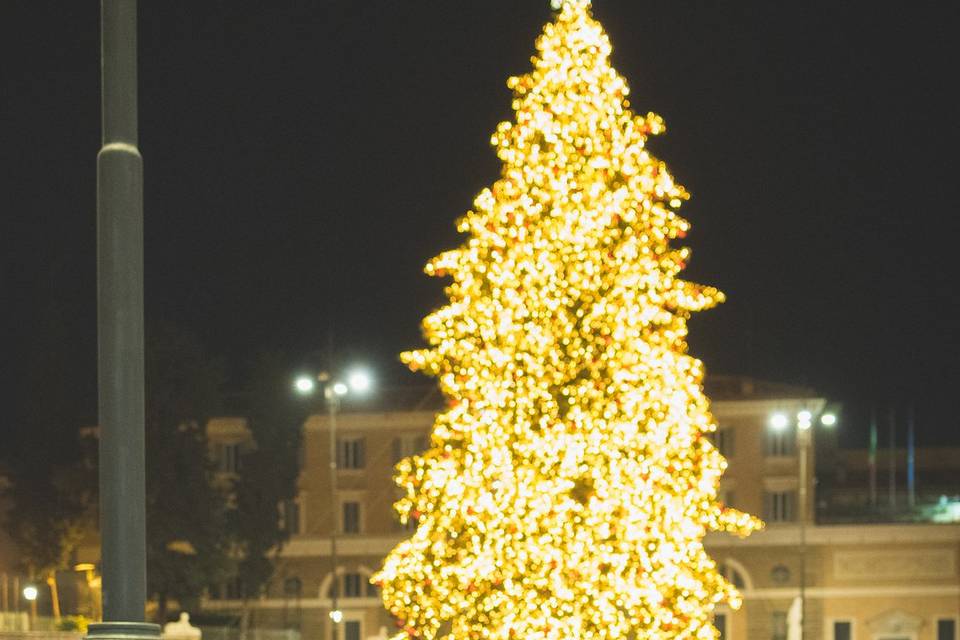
left=2, top=2, right=957, bottom=448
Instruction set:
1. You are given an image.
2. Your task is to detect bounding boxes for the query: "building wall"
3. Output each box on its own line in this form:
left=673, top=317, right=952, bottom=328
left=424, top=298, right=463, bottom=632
left=709, top=525, right=960, bottom=640
left=69, top=381, right=948, bottom=640
left=206, top=384, right=877, bottom=640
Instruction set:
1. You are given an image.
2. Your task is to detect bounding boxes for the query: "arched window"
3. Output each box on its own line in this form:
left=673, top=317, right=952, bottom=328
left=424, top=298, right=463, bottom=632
left=717, top=559, right=752, bottom=592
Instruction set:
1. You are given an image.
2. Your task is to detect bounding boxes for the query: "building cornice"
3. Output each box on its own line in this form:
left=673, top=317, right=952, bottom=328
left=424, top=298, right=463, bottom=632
left=706, top=523, right=960, bottom=547
left=711, top=397, right=825, bottom=418
left=281, top=535, right=404, bottom=557
left=304, top=411, right=437, bottom=432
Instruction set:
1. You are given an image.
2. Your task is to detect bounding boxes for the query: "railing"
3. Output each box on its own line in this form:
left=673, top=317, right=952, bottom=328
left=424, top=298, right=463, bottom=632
left=817, top=496, right=960, bottom=524
left=0, top=614, right=29, bottom=633
left=0, top=615, right=82, bottom=640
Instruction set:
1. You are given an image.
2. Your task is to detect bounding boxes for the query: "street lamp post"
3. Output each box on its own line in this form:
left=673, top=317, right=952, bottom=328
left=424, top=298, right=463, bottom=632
left=796, top=410, right=812, bottom=640
left=22, top=585, right=37, bottom=630
left=769, top=407, right=836, bottom=640
left=294, top=368, right=371, bottom=637
left=92, top=3, right=160, bottom=640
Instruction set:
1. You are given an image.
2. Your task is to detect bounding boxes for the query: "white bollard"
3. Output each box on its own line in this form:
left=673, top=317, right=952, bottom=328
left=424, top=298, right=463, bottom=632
left=162, top=613, right=201, bottom=640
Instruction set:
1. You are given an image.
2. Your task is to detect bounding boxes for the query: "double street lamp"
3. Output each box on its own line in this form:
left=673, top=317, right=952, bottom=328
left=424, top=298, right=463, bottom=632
left=768, top=407, right=837, bottom=640
left=293, top=368, right=372, bottom=629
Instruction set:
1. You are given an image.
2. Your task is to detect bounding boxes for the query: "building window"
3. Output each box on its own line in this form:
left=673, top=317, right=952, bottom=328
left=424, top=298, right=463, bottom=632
left=342, top=501, right=361, bottom=534
left=764, top=491, right=796, bottom=522
left=401, top=513, right=418, bottom=531
left=224, top=576, right=244, bottom=600
left=717, top=563, right=746, bottom=590
left=832, top=621, right=851, bottom=640
left=333, top=620, right=362, bottom=640
left=939, top=619, right=958, bottom=640
left=298, top=439, right=307, bottom=469
left=771, top=611, right=787, bottom=640
left=714, top=613, right=727, bottom=639
left=329, top=573, right=373, bottom=599
left=218, top=443, right=241, bottom=473
left=280, top=498, right=301, bottom=534
left=718, top=488, right=736, bottom=509
left=714, top=427, right=735, bottom=458
left=770, top=564, right=791, bottom=585
left=337, top=437, right=365, bottom=469
left=284, top=577, right=302, bottom=598
left=765, top=428, right=795, bottom=457
left=343, top=573, right=362, bottom=598
left=393, top=433, right=430, bottom=463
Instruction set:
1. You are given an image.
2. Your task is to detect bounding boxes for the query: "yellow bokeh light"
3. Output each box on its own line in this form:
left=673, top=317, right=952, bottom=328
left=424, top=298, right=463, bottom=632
left=374, top=1, right=762, bottom=638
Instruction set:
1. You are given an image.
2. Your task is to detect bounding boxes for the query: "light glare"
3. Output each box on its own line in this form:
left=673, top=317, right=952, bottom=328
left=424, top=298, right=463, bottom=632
left=348, top=370, right=372, bottom=393
left=22, top=586, right=38, bottom=601
left=770, top=413, right=789, bottom=431
left=294, top=376, right=315, bottom=395
left=820, top=412, right=837, bottom=427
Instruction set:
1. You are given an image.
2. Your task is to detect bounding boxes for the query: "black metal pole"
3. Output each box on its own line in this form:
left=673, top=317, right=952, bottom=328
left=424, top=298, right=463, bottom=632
left=89, top=1, right=159, bottom=638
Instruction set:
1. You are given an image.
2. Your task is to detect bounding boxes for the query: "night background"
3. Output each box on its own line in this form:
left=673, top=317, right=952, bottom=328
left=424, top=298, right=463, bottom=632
left=2, top=1, right=957, bottom=449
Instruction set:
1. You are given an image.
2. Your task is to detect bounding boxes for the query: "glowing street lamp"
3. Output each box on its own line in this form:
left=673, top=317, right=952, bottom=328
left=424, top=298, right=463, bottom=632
left=769, top=413, right=789, bottom=431
left=347, top=370, right=372, bottom=394
left=294, top=376, right=316, bottom=395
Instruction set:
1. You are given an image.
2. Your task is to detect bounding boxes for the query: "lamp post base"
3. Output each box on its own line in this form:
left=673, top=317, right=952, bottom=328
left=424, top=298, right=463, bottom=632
left=86, top=623, right=162, bottom=640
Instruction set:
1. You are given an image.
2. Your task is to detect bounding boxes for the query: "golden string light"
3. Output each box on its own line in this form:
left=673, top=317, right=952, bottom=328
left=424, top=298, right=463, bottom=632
left=374, top=1, right=762, bottom=638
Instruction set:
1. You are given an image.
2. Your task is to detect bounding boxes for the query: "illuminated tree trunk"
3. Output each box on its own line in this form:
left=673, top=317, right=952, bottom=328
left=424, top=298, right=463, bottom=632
left=375, top=2, right=762, bottom=638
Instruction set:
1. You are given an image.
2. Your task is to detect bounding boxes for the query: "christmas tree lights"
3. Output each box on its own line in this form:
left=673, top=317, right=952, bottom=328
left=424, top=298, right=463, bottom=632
left=374, top=1, right=762, bottom=638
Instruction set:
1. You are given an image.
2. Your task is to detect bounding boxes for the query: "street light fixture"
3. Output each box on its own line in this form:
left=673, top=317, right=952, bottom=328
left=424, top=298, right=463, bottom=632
left=294, top=376, right=316, bottom=395
left=293, top=367, right=373, bottom=633
left=347, top=369, right=372, bottom=394
left=769, top=412, right=789, bottom=431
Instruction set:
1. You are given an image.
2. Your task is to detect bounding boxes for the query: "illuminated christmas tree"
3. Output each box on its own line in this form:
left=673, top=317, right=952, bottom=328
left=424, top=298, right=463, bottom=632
left=374, top=1, right=762, bottom=638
